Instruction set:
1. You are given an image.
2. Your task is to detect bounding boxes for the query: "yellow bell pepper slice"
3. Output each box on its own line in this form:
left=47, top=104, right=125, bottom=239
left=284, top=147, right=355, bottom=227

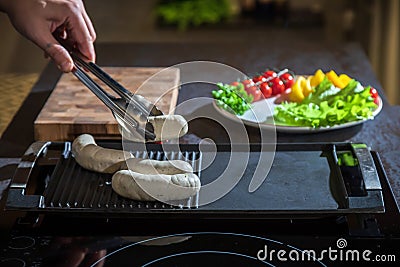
left=310, top=69, right=325, bottom=87
left=339, top=74, right=352, bottom=88
left=326, top=70, right=346, bottom=89
left=288, top=76, right=305, bottom=103
left=302, top=76, right=313, bottom=97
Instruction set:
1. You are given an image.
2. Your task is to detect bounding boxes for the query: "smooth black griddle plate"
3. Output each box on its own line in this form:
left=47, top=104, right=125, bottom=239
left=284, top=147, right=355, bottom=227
left=199, top=150, right=336, bottom=211
left=5, top=142, right=384, bottom=218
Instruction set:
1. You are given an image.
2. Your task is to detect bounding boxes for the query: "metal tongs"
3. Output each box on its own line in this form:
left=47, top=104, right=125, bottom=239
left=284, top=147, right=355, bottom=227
left=70, top=55, right=163, bottom=141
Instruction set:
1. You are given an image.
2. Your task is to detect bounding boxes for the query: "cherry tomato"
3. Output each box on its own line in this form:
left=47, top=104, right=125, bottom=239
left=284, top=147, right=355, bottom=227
left=270, top=77, right=285, bottom=95
left=242, top=79, right=255, bottom=89
left=263, top=70, right=277, bottom=79
left=260, top=82, right=272, bottom=98
left=246, top=86, right=262, bottom=102
left=279, top=73, right=294, bottom=89
left=370, top=87, right=379, bottom=105
left=370, top=87, right=378, bottom=98
left=231, top=81, right=241, bottom=86
left=253, top=75, right=266, bottom=83
left=230, top=81, right=245, bottom=91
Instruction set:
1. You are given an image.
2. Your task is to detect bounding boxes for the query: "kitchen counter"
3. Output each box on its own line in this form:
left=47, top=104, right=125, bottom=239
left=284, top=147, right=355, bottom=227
left=1, top=41, right=399, bottom=232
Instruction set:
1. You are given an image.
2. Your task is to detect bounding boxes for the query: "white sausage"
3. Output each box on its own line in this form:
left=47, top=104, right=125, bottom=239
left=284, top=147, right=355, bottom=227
left=149, top=115, right=188, bottom=141
left=72, top=134, right=133, bottom=173
left=112, top=170, right=200, bottom=201
left=72, top=134, right=200, bottom=202
left=121, top=115, right=188, bottom=142
left=122, top=158, right=193, bottom=175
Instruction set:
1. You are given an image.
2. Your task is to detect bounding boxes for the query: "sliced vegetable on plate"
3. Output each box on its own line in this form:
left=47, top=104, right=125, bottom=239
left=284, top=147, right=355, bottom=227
left=212, top=68, right=382, bottom=132
left=212, top=82, right=253, bottom=115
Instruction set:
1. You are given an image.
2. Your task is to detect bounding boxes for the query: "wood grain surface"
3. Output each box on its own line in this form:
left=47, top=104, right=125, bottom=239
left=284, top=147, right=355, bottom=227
left=34, top=67, right=180, bottom=141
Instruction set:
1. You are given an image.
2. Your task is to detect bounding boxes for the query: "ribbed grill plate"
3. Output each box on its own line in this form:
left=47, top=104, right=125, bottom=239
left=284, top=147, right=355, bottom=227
left=43, top=149, right=201, bottom=212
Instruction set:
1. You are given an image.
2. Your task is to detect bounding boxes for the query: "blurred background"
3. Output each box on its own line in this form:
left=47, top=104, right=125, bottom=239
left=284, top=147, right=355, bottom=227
left=0, top=0, right=398, bottom=136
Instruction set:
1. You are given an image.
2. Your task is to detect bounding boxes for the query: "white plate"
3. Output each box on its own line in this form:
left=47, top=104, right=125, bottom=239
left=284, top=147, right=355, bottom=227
left=213, top=95, right=383, bottom=133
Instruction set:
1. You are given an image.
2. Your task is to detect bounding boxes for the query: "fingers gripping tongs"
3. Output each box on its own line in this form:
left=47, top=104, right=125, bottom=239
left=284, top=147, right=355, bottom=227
left=70, top=55, right=163, bottom=141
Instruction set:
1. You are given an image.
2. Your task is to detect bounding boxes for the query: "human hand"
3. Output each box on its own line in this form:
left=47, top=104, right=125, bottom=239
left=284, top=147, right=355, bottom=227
left=0, top=0, right=96, bottom=72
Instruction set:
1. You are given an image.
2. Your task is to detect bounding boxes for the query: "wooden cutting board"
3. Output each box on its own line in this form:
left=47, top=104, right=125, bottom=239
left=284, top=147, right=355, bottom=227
left=34, top=67, right=180, bottom=141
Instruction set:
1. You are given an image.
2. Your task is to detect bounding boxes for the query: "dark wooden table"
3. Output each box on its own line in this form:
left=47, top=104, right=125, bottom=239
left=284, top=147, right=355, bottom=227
left=1, top=42, right=399, bottom=231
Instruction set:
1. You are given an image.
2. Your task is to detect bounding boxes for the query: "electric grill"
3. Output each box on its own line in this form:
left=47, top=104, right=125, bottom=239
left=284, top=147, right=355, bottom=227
left=1, top=140, right=399, bottom=266
left=5, top=140, right=385, bottom=217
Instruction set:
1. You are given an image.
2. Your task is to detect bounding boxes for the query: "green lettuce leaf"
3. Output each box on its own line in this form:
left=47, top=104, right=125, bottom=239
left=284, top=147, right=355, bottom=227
left=274, top=78, right=378, bottom=128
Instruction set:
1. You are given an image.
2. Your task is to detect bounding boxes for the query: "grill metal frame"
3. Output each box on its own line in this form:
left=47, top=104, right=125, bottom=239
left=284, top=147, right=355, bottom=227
left=5, top=141, right=386, bottom=218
